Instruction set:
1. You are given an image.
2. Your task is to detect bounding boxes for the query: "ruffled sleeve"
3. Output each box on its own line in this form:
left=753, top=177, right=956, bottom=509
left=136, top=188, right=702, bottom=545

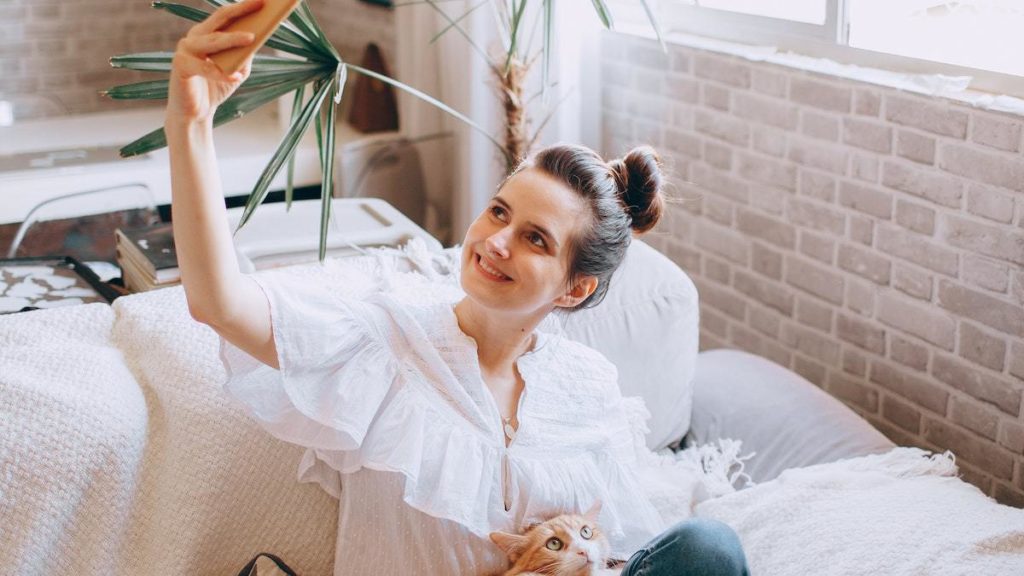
left=219, top=265, right=401, bottom=456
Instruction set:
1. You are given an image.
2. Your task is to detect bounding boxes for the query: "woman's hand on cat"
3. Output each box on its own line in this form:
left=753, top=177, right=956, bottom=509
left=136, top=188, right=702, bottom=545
left=167, top=0, right=262, bottom=125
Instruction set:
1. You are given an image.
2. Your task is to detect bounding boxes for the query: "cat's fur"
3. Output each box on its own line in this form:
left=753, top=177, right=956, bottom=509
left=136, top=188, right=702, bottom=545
left=489, top=501, right=612, bottom=576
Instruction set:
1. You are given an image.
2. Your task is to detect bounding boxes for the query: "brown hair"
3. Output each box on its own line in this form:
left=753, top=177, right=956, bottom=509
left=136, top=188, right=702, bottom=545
left=510, top=143, right=664, bottom=310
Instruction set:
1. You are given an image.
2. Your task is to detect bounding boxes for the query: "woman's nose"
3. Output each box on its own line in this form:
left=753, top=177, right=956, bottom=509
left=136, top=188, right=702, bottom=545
left=485, top=229, right=511, bottom=258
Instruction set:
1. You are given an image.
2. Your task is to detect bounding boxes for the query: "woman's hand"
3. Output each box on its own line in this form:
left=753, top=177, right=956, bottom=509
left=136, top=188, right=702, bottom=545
left=166, top=0, right=264, bottom=126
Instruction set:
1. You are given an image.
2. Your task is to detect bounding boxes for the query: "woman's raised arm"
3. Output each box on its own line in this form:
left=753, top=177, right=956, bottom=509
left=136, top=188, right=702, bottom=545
left=165, top=0, right=279, bottom=368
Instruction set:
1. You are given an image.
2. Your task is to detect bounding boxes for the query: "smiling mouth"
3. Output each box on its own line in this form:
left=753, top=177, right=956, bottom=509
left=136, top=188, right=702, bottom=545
left=475, top=254, right=512, bottom=281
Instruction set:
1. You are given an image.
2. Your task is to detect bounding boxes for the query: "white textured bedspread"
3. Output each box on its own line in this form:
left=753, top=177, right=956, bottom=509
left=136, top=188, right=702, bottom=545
left=697, top=448, right=1024, bottom=575
left=0, top=291, right=337, bottom=575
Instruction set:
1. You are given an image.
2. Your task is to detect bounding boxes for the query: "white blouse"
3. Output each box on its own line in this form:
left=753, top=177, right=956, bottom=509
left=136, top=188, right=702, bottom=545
left=220, top=248, right=733, bottom=575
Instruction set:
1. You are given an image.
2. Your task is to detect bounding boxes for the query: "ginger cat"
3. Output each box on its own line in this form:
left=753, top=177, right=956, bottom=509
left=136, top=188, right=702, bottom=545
left=490, top=502, right=618, bottom=576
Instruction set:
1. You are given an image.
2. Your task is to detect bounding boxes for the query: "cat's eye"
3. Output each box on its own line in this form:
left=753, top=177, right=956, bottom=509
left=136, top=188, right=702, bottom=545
left=580, top=526, right=593, bottom=539
left=546, top=537, right=564, bottom=551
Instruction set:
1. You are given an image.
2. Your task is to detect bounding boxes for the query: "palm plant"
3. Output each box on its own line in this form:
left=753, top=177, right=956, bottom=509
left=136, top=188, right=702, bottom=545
left=107, top=0, right=663, bottom=258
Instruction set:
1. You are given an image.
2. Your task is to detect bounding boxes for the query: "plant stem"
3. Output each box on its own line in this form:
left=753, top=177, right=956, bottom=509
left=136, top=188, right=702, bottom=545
left=499, top=56, right=528, bottom=174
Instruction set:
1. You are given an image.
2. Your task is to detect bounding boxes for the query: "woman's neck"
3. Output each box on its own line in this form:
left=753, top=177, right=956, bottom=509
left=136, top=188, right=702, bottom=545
left=453, top=297, right=546, bottom=372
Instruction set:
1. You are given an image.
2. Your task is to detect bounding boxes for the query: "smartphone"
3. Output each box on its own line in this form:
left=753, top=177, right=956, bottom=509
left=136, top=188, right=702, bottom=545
left=209, top=0, right=303, bottom=75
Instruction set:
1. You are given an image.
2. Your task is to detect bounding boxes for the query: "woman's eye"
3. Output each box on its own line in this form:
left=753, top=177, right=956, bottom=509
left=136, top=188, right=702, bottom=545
left=580, top=526, right=592, bottom=539
left=546, top=537, right=564, bottom=551
left=490, top=205, right=508, bottom=221
left=528, top=232, right=546, bottom=248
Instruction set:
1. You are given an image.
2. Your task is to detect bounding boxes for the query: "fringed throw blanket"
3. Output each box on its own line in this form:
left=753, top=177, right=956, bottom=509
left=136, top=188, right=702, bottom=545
left=697, top=448, right=1024, bottom=575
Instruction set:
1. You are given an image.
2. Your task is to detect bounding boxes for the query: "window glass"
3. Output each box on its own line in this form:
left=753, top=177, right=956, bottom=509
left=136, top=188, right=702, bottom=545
left=848, top=0, right=1024, bottom=77
left=679, top=0, right=827, bottom=25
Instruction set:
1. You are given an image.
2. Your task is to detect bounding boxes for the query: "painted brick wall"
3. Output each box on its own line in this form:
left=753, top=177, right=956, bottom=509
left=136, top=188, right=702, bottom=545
left=0, top=0, right=394, bottom=121
left=600, top=33, right=1024, bottom=506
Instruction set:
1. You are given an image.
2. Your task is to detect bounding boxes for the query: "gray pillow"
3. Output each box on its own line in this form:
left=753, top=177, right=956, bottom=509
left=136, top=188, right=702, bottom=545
left=688, top=348, right=894, bottom=484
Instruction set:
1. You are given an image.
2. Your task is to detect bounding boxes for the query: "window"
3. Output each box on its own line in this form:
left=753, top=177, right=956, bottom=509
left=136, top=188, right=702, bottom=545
left=848, top=0, right=1024, bottom=78
left=632, top=0, right=1024, bottom=97
left=679, top=0, right=827, bottom=25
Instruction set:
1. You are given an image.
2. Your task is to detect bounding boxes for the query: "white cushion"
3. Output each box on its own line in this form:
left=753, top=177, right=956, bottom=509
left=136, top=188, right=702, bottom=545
left=561, top=239, right=699, bottom=450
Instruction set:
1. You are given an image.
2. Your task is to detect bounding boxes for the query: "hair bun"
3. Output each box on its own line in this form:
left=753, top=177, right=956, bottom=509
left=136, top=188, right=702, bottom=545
left=612, top=146, right=664, bottom=234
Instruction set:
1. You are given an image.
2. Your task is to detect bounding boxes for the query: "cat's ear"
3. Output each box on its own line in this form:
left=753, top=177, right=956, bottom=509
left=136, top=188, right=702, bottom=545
left=490, top=531, right=528, bottom=562
left=584, top=500, right=602, bottom=522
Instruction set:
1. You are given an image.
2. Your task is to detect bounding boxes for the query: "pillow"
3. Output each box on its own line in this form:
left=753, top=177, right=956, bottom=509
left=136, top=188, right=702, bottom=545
left=689, top=349, right=894, bottom=483
left=560, top=239, right=700, bottom=450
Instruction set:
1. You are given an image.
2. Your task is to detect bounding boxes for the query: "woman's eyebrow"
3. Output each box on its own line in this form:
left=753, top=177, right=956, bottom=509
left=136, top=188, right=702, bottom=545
left=494, top=195, right=560, bottom=249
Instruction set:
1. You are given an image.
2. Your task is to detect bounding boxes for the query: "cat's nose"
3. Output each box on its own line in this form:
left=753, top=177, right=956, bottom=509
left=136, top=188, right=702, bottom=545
left=576, top=550, right=590, bottom=561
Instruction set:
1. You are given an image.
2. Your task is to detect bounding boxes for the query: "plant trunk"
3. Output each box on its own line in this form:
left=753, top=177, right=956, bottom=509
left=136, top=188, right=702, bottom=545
left=498, top=57, right=528, bottom=175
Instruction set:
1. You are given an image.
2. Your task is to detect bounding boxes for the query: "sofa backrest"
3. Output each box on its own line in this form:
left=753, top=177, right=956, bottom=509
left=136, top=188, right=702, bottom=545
left=561, top=239, right=699, bottom=450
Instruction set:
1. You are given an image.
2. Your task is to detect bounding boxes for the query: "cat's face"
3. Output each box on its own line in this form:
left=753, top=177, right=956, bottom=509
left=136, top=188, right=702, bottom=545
left=490, top=501, right=609, bottom=576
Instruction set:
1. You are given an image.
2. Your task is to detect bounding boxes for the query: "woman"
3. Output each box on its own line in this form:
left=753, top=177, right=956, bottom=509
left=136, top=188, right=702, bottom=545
left=168, top=2, right=750, bottom=575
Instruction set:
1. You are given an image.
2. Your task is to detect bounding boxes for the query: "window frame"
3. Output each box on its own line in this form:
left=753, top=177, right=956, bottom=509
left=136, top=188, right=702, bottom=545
left=633, top=0, right=1024, bottom=98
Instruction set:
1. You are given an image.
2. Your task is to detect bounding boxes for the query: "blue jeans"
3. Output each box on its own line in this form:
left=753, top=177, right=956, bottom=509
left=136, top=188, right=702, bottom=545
left=620, top=518, right=749, bottom=576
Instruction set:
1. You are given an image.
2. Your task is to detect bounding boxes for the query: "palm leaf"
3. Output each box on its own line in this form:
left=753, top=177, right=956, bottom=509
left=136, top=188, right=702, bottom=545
left=541, top=0, right=552, bottom=103
left=422, top=0, right=494, bottom=70
left=637, top=0, right=667, bottom=51
left=110, top=52, right=329, bottom=74
left=318, top=83, right=338, bottom=260
left=430, top=0, right=489, bottom=44
left=119, top=72, right=319, bottom=157
left=589, top=0, right=613, bottom=28
left=297, top=1, right=341, bottom=60
left=109, top=52, right=175, bottom=73
left=284, top=84, right=306, bottom=209
left=236, top=75, right=333, bottom=230
left=104, top=66, right=323, bottom=100
left=102, top=78, right=170, bottom=100
left=504, top=0, right=528, bottom=72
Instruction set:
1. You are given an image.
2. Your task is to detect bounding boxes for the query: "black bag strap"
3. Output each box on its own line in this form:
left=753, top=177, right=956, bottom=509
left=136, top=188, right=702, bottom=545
left=235, top=553, right=299, bottom=576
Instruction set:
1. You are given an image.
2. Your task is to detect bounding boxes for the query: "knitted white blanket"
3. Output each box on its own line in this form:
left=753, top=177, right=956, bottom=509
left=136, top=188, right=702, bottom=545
left=0, top=292, right=337, bottom=575
left=697, top=448, right=1024, bottom=575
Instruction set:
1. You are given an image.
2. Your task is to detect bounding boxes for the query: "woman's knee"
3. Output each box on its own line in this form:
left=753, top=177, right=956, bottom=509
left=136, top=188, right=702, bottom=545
left=658, top=518, right=748, bottom=576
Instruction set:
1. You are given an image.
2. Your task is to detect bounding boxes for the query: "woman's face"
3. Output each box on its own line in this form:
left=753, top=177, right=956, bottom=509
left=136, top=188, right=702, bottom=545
left=460, top=168, right=595, bottom=316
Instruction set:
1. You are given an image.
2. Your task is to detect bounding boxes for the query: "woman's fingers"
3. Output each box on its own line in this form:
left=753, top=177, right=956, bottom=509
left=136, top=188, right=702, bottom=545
left=171, top=50, right=220, bottom=80
left=192, top=0, right=265, bottom=36
left=232, top=56, right=255, bottom=82
left=178, top=31, right=255, bottom=61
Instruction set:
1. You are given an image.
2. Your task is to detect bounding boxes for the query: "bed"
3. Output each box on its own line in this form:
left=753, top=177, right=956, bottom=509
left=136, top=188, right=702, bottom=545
left=1, top=238, right=1021, bottom=575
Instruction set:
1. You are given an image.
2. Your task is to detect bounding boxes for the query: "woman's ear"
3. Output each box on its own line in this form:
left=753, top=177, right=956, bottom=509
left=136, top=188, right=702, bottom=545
left=554, top=275, right=598, bottom=308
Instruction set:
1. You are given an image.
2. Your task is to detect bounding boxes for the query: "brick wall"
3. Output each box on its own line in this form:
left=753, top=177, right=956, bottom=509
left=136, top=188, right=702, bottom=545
left=601, top=33, right=1024, bottom=506
left=0, top=0, right=394, bottom=121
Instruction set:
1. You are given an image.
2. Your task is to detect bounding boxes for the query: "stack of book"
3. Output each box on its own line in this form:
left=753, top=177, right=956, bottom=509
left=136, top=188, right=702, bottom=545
left=114, top=222, right=180, bottom=292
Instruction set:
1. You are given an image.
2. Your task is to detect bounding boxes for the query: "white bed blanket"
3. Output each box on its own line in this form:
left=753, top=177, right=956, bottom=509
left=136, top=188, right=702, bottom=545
left=0, top=292, right=337, bottom=575
left=696, top=448, right=1024, bottom=575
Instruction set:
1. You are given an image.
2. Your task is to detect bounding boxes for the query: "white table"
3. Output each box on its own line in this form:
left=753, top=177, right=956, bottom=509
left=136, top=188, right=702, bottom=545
left=0, top=105, right=397, bottom=225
